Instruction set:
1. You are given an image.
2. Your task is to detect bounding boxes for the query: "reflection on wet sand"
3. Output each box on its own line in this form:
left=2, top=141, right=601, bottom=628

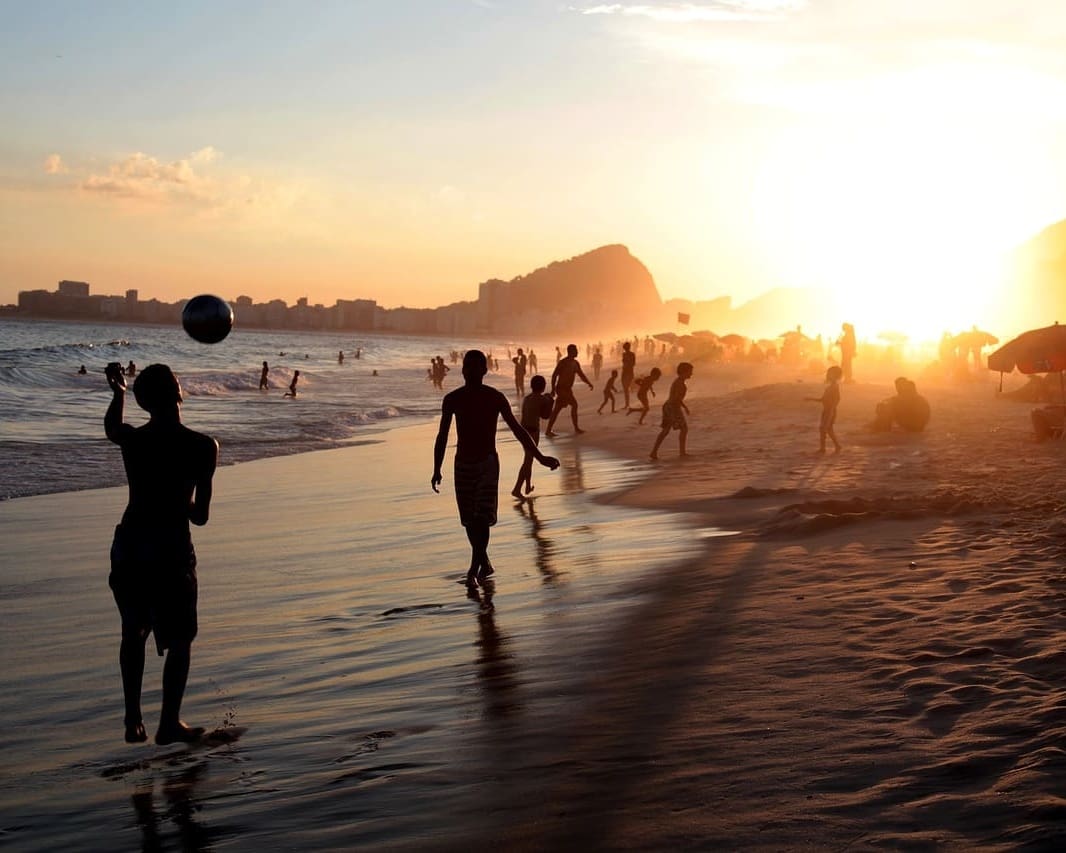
left=468, top=583, right=519, bottom=720
left=131, top=762, right=218, bottom=852
left=514, top=500, right=559, bottom=585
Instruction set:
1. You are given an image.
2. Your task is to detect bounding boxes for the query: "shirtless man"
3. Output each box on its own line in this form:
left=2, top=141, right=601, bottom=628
left=620, top=341, right=636, bottom=409
left=545, top=344, right=594, bottom=437
left=432, top=350, right=559, bottom=587
left=105, top=362, right=218, bottom=745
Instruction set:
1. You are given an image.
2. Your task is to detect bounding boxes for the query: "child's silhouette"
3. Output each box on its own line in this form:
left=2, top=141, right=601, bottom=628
left=807, top=365, right=842, bottom=454
left=626, top=367, right=662, bottom=424
left=651, top=362, right=693, bottom=459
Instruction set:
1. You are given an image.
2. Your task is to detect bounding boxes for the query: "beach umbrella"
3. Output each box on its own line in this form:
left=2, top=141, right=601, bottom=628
left=719, top=333, right=747, bottom=347
left=653, top=332, right=680, bottom=343
left=988, top=323, right=1066, bottom=404
left=691, top=330, right=719, bottom=339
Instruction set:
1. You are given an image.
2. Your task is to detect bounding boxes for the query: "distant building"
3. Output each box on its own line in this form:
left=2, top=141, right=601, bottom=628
left=58, top=280, right=90, bottom=297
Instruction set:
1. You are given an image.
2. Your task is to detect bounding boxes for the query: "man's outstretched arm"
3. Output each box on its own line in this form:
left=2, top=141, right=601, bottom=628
left=576, top=364, right=594, bottom=389
left=499, top=402, right=559, bottom=470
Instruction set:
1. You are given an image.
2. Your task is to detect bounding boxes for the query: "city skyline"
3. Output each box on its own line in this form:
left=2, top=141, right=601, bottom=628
left=4, top=2, right=1066, bottom=341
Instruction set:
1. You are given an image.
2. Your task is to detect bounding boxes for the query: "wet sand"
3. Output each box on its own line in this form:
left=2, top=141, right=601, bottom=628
left=5, top=364, right=1066, bottom=850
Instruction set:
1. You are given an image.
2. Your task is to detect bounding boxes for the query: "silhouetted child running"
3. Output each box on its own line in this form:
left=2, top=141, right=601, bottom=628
left=651, top=362, right=693, bottom=459
left=626, top=367, right=662, bottom=424
left=105, top=362, right=218, bottom=745
left=806, top=365, right=842, bottom=454
left=433, top=351, right=560, bottom=588
left=284, top=370, right=300, bottom=397
left=598, top=370, right=619, bottom=414
left=512, top=375, right=551, bottom=499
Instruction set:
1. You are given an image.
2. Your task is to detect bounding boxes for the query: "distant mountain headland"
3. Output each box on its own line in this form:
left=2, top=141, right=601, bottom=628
left=7, top=242, right=873, bottom=338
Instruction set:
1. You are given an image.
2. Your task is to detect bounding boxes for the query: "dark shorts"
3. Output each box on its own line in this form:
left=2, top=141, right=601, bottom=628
left=661, top=401, right=687, bottom=431
left=454, top=453, right=500, bottom=528
left=109, top=525, right=198, bottom=656
left=554, top=388, right=576, bottom=408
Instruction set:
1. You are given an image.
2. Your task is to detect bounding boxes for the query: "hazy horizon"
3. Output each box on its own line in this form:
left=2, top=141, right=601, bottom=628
left=4, top=1, right=1066, bottom=341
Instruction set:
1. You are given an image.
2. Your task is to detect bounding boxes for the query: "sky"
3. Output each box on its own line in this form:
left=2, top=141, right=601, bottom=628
left=4, top=0, right=1066, bottom=338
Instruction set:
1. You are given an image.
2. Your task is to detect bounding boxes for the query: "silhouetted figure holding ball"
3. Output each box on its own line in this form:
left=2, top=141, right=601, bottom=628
left=105, top=362, right=218, bottom=745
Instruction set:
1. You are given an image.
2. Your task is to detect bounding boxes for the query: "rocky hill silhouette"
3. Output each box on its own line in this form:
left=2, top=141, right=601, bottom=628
left=478, top=244, right=662, bottom=335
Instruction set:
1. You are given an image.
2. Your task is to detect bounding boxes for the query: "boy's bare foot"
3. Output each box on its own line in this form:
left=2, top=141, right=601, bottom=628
left=816, top=448, right=826, bottom=455
left=155, top=721, right=205, bottom=745
left=511, top=487, right=524, bottom=500
left=574, top=428, right=585, bottom=434
left=125, top=720, right=147, bottom=744
left=524, top=483, right=534, bottom=494
left=477, top=563, right=495, bottom=581
left=649, top=452, right=658, bottom=460
left=545, top=431, right=557, bottom=437
left=465, top=568, right=479, bottom=588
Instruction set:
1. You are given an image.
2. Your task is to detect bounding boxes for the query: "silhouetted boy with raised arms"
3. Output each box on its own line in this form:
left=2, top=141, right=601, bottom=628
left=651, top=362, right=693, bottom=459
left=105, top=362, right=218, bottom=745
left=432, top=350, right=559, bottom=587
left=546, top=344, right=594, bottom=437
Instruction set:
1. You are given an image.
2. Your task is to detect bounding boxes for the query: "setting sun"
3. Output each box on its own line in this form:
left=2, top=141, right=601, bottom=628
left=751, top=69, right=1063, bottom=343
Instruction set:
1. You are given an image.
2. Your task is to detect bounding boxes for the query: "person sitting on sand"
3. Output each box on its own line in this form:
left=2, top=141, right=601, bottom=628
left=1031, top=405, right=1066, bottom=441
left=284, top=370, right=300, bottom=398
left=806, top=365, right=842, bottom=454
left=598, top=369, right=619, bottom=414
left=78, top=364, right=87, bottom=375
left=546, top=344, right=594, bottom=437
left=512, top=374, right=551, bottom=500
left=432, top=350, right=560, bottom=588
left=870, top=377, right=930, bottom=433
left=651, top=362, right=693, bottom=460
left=627, top=367, right=662, bottom=425
left=105, top=362, right=218, bottom=745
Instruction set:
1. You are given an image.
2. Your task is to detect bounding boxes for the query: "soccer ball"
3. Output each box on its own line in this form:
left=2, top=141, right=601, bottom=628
left=182, top=295, right=234, bottom=344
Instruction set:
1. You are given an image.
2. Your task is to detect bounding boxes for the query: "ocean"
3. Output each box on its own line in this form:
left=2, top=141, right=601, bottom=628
left=0, top=317, right=550, bottom=500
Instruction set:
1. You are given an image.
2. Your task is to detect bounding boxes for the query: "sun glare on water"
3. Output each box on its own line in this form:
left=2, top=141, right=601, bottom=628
left=754, top=115, right=1051, bottom=344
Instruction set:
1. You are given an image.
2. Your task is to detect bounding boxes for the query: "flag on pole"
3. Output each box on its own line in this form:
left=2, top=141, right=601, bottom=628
left=677, top=312, right=690, bottom=325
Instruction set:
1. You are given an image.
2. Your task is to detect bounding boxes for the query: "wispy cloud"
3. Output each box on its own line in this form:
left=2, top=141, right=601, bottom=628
left=43, top=153, right=67, bottom=175
left=575, top=1, right=805, bottom=24
left=34, top=146, right=303, bottom=218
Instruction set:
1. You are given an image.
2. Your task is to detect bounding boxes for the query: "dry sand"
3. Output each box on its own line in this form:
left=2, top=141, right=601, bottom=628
left=451, top=362, right=1066, bottom=850
left=5, top=361, right=1066, bottom=850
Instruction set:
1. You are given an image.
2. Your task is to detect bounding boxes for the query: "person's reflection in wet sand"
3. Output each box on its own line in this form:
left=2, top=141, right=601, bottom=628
left=560, top=445, right=587, bottom=495
left=131, top=763, right=216, bottom=852
left=467, top=583, right=518, bottom=720
left=515, top=500, right=559, bottom=585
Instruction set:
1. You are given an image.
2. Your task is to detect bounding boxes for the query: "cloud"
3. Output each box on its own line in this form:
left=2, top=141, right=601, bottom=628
left=575, top=1, right=805, bottom=23
left=76, top=147, right=276, bottom=214
left=43, top=154, right=68, bottom=175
